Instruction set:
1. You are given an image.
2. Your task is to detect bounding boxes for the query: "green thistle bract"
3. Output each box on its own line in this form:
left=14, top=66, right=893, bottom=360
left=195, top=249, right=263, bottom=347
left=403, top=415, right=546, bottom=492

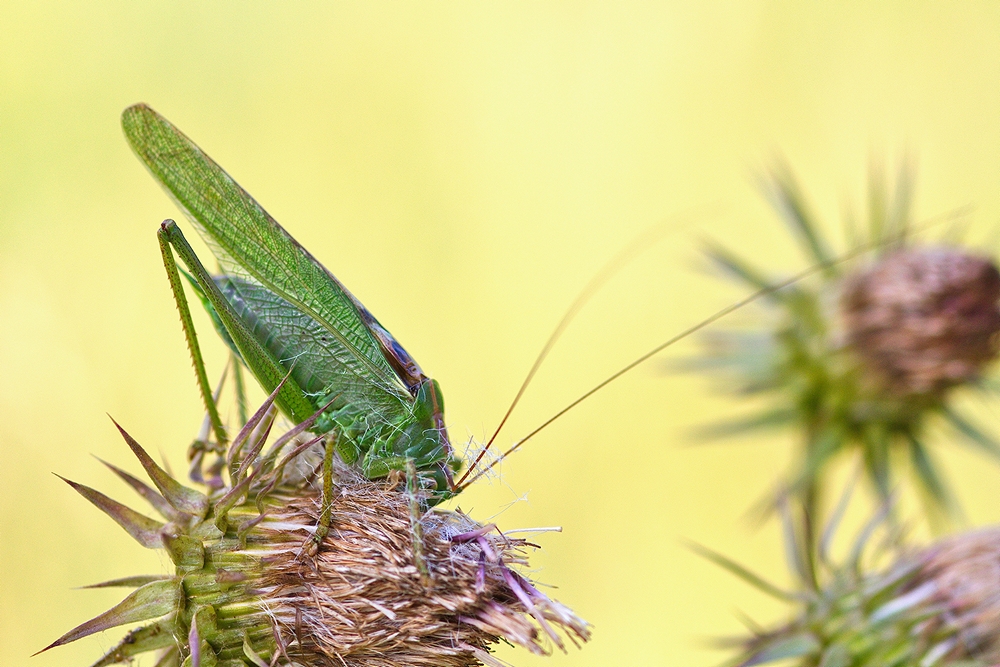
left=693, top=162, right=1000, bottom=516
left=43, top=394, right=589, bottom=666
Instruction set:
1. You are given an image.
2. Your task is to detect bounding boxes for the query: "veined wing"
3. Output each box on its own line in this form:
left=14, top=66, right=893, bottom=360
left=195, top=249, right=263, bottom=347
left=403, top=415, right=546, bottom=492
left=216, top=275, right=410, bottom=416
left=122, top=104, right=412, bottom=409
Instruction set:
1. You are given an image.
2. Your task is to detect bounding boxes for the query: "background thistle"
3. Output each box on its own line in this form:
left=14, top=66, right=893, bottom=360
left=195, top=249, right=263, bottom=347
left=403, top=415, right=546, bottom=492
left=705, top=495, right=1000, bottom=667
left=690, top=162, right=1000, bottom=524
left=841, top=247, right=1000, bottom=399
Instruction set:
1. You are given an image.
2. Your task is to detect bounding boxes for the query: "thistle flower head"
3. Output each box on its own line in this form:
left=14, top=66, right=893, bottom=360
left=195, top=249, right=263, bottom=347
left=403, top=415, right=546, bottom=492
left=690, top=162, right=1000, bottom=517
left=44, top=393, right=589, bottom=666
left=710, top=501, right=1000, bottom=667
left=909, top=527, right=1000, bottom=662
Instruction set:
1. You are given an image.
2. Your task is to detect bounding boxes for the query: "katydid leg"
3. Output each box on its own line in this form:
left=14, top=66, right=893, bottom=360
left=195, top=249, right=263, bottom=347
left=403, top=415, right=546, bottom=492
left=310, top=431, right=338, bottom=553
left=159, top=220, right=316, bottom=425
left=406, top=458, right=432, bottom=585
left=158, top=223, right=229, bottom=449
left=232, top=352, right=249, bottom=427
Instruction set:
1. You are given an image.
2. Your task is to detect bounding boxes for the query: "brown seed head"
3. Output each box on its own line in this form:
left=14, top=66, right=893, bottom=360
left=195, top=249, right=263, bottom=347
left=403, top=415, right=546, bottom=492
left=841, top=247, right=1000, bottom=397
left=724, top=518, right=1000, bottom=667
left=256, top=477, right=589, bottom=667
left=910, top=527, right=1000, bottom=662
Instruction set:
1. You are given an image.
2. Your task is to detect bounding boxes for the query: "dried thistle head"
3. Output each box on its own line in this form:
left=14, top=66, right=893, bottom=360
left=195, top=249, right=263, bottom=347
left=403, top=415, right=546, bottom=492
left=908, top=527, right=1000, bottom=662
left=707, top=500, right=1000, bottom=667
left=689, top=161, right=1000, bottom=518
left=842, top=247, right=1000, bottom=398
left=43, top=398, right=589, bottom=666
left=256, top=482, right=588, bottom=666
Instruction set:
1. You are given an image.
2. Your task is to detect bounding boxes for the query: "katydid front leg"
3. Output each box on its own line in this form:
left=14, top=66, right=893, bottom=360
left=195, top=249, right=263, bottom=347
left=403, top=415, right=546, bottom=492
left=308, top=430, right=338, bottom=555
left=406, top=458, right=432, bottom=585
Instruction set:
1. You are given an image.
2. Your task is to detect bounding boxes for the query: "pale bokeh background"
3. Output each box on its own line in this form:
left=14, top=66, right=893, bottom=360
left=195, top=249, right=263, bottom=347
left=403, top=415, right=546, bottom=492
left=5, top=3, right=1000, bottom=666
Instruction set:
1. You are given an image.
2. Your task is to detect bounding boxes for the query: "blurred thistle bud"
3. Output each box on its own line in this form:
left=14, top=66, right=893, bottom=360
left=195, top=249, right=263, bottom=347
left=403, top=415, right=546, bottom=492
left=908, top=527, right=1000, bottom=663
left=705, top=500, right=1000, bottom=667
left=686, top=161, right=1000, bottom=520
left=42, top=394, right=589, bottom=667
left=841, top=247, right=1000, bottom=398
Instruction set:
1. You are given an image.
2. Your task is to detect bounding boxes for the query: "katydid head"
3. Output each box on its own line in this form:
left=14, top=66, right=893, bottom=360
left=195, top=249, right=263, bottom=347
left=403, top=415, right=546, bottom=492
left=409, top=377, right=457, bottom=485
left=413, top=377, right=445, bottom=423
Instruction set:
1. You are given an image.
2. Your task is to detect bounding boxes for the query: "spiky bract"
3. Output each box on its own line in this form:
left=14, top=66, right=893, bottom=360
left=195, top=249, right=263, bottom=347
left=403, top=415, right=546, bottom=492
left=45, top=399, right=589, bottom=666
left=692, top=163, right=1000, bottom=516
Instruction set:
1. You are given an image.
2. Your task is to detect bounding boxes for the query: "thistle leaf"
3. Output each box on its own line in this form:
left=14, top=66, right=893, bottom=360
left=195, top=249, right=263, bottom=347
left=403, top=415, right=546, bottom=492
left=57, top=475, right=164, bottom=548
left=110, top=417, right=209, bottom=517
left=687, top=541, right=797, bottom=601
left=818, top=643, right=851, bottom=667
left=259, top=393, right=340, bottom=468
left=704, top=243, right=784, bottom=297
left=819, top=474, right=858, bottom=566
left=790, top=426, right=845, bottom=496
left=860, top=426, right=892, bottom=501
left=942, top=408, right=1000, bottom=462
left=976, top=375, right=1000, bottom=393
left=921, top=638, right=958, bottom=667
left=761, top=162, right=835, bottom=270
left=741, top=633, right=820, bottom=666
left=779, top=499, right=815, bottom=589
left=906, top=433, right=955, bottom=516
left=848, top=501, right=893, bottom=572
left=39, top=579, right=181, bottom=652
left=228, top=374, right=283, bottom=480
left=692, top=406, right=798, bottom=440
left=189, top=609, right=200, bottom=662
left=213, top=473, right=255, bottom=531
left=870, top=581, right=936, bottom=624
left=154, top=647, right=181, bottom=667
left=243, top=634, right=270, bottom=667
left=162, top=532, right=206, bottom=570
left=866, top=159, right=914, bottom=249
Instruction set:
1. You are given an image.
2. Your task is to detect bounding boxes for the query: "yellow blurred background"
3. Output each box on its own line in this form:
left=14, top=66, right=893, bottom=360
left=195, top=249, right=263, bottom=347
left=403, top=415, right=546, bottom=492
left=5, top=3, right=1000, bottom=666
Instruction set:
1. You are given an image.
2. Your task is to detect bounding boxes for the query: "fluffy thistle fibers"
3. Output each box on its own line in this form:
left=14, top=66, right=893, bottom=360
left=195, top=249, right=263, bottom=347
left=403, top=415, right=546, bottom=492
left=42, top=399, right=589, bottom=666
left=690, top=163, right=1000, bottom=516
left=709, top=509, right=1000, bottom=667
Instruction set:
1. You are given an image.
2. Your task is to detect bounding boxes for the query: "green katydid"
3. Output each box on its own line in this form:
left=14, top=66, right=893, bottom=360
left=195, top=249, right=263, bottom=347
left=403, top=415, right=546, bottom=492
left=123, top=105, right=458, bottom=549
